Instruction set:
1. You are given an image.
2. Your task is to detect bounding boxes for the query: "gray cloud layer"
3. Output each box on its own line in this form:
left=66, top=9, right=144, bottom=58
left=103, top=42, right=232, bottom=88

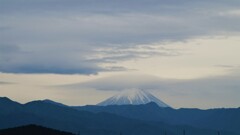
left=1, top=0, right=240, bottom=74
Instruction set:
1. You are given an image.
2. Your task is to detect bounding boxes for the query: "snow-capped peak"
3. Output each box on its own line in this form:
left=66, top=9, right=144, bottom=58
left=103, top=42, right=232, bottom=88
left=97, top=89, right=170, bottom=107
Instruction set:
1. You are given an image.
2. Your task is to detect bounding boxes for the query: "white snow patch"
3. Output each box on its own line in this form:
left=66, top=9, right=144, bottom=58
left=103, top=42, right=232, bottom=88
left=97, top=88, right=170, bottom=107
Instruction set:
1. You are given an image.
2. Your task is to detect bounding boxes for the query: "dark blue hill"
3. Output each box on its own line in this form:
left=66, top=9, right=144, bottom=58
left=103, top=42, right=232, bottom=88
left=1, top=97, right=239, bottom=135
left=0, top=124, right=74, bottom=135
left=74, top=102, right=240, bottom=134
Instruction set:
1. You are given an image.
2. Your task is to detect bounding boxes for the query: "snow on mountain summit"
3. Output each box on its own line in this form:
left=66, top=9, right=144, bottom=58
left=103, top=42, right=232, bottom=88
left=97, top=89, right=170, bottom=107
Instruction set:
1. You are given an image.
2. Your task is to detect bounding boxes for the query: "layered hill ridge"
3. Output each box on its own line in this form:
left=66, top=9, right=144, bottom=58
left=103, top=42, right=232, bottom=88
left=1, top=97, right=240, bottom=135
left=77, top=102, right=240, bottom=134
left=97, top=89, right=170, bottom=107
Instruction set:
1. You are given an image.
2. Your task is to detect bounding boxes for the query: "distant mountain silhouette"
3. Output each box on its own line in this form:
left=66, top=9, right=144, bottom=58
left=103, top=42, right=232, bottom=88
left=74, top=102, right=240, bottom=134
left=1, top=97, right=239, bottom=135
left=42, top=99, right=68, bottom=107
left=0, top=97, right=174, bottom=135
left=0, top=97, right=23, bottom=114
left=0, top=124, right=74, bottom=135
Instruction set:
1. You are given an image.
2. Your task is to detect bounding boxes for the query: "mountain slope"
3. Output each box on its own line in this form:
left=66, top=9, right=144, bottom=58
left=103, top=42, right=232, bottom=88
left=1, top=97, right=239, bottom=135
left=0, top=97, right=23, bottom=115
left=41, top=99, right=68, bottom=107
left=0, top=97, right=175, bottom=135
left=97, top=89, right=169, bottom=107
left=75, top=102, right=240, bottom=134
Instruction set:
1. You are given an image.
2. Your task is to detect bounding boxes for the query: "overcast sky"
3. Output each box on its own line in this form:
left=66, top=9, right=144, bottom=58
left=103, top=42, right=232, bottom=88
left=0, top=0, right=240, bottom=108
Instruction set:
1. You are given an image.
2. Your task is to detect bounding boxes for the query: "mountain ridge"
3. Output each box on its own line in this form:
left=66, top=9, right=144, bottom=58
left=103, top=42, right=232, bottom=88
left=1, top=97, right=240, bottom=135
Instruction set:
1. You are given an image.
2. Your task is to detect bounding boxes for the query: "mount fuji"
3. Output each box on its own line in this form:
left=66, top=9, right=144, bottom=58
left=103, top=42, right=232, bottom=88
left=97, top=89, right=170, bottom=107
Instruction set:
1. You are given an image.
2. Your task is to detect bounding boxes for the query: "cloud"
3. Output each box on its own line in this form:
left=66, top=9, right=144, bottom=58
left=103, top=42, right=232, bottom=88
left=60, top=73, right=240, bottom=107
left=0, top=82, right=9, bottom=84
left=60, top=66, right=240, bottom=98
left=0, top=81, right=14, bottom=85
left=218, top=9, right=240, bottom=17
left=0, top=0, right=240, bottom=74
left=0, top=44, right=20, bottom=53
left=61, top=73, right=240, bottom=92
left=0, top=44, right=106, bottom=74
left=61, top=74, right=170, bottom=90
